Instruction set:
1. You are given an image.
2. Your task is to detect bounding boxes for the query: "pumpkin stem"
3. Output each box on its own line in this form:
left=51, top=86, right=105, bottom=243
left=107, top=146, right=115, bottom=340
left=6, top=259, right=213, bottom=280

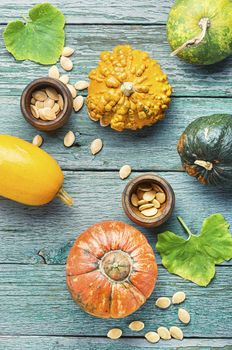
left=194, top=160, right=213, bottom=171
left=177, top=216, right=193, bottom=237
left=121, top=82, right=134, bottom=97
left=171, top=17, right=210, bottom=57
left=56, top=187, right=74, bottom=206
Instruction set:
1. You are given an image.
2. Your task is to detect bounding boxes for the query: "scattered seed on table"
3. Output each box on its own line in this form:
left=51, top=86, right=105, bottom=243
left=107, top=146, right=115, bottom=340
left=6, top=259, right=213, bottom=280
left=67, top=84, right=77, bottom=98
left=90, top=138, right=103, bottom=155
left=157, top=326, right=171, bottom=340
left=64, top=131, right=75, bottom=148
left=74, top=80, right=89, bottom=90
left=170, top=326, right=184, bottom=340
left=172, top=291, right=186, bottom=304
left=32, top=135, right=43, bottom=147
left=73, top=96, right=84, bottom=112
left=59, top=74, right=69, bottom=84
left=129, top=321, right=144, bottom=331
left=119, top=165, right=131, bottom=180
left=178, top=308, right=190, bottom=324
left=155, top=297, right=171, bottom=309
left=145, top=331, right=160, bottom=343
left=60, top=55, right=73, bottom=71
left=107, top=328, right=122, bottom=340
left=48, top=65, right=60, bottom=79
left=62, top=47, right=74, bottom=57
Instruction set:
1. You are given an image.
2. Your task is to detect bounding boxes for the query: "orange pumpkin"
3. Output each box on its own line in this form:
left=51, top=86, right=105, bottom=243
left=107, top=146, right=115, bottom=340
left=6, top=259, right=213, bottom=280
left=66, top=221, right=158, bottom=318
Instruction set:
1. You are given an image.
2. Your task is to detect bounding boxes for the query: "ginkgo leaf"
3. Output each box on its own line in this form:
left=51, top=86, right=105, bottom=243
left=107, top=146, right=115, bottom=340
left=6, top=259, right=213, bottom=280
left=156, top=214, right=232, bottom=286
left=3, top=3, right=65, bottom=65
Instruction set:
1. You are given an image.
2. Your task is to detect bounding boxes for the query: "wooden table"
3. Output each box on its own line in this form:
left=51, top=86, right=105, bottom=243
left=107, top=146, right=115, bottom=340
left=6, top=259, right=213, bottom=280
left=0, top=1, right=232, bottom=349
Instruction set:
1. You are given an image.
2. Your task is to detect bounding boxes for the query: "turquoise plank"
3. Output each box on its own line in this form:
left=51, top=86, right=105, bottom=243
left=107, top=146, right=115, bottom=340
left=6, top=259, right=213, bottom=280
left=0, top=336, right=232, bottom=350
left=0, top=25, right=231, bottom=97
left=0, top=264, right=231, bottom=337
left=0, top=171, right=232, bottom=265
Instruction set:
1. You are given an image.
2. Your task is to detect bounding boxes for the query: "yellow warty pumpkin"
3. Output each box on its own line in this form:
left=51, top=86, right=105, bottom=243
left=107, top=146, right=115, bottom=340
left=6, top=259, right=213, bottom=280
left=86, top=45, right=172, bottom=131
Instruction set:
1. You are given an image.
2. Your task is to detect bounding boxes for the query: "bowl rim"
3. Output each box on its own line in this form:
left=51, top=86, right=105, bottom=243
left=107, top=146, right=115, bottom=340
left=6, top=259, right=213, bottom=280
left=122, top=173, right=175, bottom=227
left=20, top=77, right=73, bottom=131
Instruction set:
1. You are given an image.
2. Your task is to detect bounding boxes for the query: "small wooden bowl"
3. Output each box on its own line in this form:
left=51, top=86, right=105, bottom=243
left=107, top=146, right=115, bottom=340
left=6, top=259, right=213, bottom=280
left=122, top=174, right=175, bottom=228
left=20, top=77, right=73, bottom=131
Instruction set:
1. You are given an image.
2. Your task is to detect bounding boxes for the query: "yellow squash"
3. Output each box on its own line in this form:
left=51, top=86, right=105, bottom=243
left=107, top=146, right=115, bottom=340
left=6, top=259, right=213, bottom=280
left=86, top=45, right=172, bottom=131
left=0, top=135, right=73, bottom=206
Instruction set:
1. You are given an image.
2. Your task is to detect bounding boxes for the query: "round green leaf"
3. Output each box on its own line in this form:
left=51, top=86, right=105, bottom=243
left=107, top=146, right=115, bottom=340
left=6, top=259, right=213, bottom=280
left=3, top=3, right=65, bottom=65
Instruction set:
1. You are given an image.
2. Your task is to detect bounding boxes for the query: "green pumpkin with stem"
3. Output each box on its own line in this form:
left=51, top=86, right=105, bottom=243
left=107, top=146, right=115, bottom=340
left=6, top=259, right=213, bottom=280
left=177, top=114, right=232, bottom=185
left=167, top=0, right=232, bottom=65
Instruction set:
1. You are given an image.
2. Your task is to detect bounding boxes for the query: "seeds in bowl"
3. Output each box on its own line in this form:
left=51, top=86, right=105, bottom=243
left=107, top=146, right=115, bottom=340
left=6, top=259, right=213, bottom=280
left=30, top=88, right=64, bottom=122
left=130, top=181, right=166, bottom=218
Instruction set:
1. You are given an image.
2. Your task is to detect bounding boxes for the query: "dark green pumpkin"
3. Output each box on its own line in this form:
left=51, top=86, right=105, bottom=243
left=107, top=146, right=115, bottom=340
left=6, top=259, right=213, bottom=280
left=167, top=0, right=232, bottom=65
left=177, top=114, right=232, bottom=185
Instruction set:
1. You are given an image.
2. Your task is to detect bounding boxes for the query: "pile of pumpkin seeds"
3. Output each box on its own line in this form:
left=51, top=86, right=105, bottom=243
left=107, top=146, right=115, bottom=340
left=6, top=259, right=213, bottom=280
left=131, top=181, right=166, bottom=217
left=107, top=290, right=191, bottom=343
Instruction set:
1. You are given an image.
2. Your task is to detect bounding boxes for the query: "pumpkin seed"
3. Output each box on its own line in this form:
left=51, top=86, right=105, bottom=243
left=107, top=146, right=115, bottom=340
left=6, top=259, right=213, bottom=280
left=178, top=308, right=190, bottom=324
left=64, top=131, right=75, bottom=148
left=67, top=84, right=77, bottom=98
left=39, top=107, right=56, bottom=121
left=131, top=193, right=139, bottom=207
left=156, top=192, right=166, bottom=204
left=45, top=87, right=59, bottom=101
left=139, top=203, right=154, bottom=211
left=51, top=103, right=60, bottom=114
left=137, top=199, right=147, bottom=206
left=58, top=94, right=64, bottom=111
left=145, top=331, right=160, bottom=343
left=73, top=96, right=84, bottom=112
left=44, top=98, right=55, bottom=109
left=157, top=326, right=171, bottom=340
left=59, top=74, right=69, bottom=84
left=141, top=207, right=158, bottom=217
left=60, top=56, right=73, bottom=71
left=32, top=135, right=43, bottom=147
left=107, top=328, right=122, bottom=340
left=136, top=189, right=144, bottom=200
left=143, top=190, right=156, bottom=202
left=138, top=183, right=153, bottom=191
left=155, top=297, right=171, bottom=309
left=90, top=138, right=103, bottom=155
left=30, top=105, right=40, bottom=119
left=129, top=321, right=144, bottom=331
left=170, top=326, right=184, bottom=340
left=74, top=80, right=89, bottom=90
left=62, top=47, right=74, bottom=57
left=35, top=101, right=44, bottom=109
left=48, top=65, right=60, bottom=79
left=152, top=184, right=164, bottom=192
left=31, top=98, right=36, bottom=105
left=172, top=291, right=186, bottom=305
left=152, top=198, right=161, bottom=208
left=32, top=90, right=47, bottom=102
left=119, top=165, right=131, bottom=180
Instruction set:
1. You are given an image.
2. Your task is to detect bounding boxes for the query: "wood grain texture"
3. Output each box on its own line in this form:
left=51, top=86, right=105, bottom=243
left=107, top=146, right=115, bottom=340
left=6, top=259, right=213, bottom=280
left=0, top=25, right=232, bottom=97
left=0, top=264, right=231, bottom=337
left=0, top=336, right=232, bottom=350
left=0, top=96, right=232, bottom=172
left=0, top=0, right=172, bottom=24
left=0, top=171, right=232, bottom=265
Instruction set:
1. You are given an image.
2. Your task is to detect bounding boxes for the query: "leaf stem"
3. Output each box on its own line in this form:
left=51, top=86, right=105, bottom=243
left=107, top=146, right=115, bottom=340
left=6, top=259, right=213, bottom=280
left=177, top=216, right=193, bottom=237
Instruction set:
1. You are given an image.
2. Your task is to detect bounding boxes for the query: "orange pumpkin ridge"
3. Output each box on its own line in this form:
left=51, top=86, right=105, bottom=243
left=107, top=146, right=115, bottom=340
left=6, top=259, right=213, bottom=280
left=66, top=221, right=158, bottom=318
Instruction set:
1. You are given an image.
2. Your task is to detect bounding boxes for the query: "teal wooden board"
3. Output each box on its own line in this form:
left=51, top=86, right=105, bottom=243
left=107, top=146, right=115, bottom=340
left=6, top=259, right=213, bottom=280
left=0, top=0, right=232, bottom=348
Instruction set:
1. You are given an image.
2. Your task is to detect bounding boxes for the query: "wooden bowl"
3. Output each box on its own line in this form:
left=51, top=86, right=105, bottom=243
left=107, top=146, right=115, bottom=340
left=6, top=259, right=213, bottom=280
left=20, top=77, right=73, bottom=131
left=122, top=174, right=175, bottom=228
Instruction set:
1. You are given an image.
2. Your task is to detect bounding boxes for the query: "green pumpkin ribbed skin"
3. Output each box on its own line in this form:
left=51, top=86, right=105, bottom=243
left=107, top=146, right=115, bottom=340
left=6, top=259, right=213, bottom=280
left=167, top=0, right=232, bottom=65
left=177, top=114, right=232, bottom=185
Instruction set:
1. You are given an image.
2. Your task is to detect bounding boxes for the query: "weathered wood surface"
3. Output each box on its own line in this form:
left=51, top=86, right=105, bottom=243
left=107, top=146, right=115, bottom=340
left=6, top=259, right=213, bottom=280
left=0, top=264, right=231, bottom=337
left=0, top=25, right=232, bottom=97
left=0, top=96, right=232, bottom=171
left=0, top=171, right=232, bottom=265
left=0, top=0, right=172, bottom=24
left=1, top=336, right=232, bottom=350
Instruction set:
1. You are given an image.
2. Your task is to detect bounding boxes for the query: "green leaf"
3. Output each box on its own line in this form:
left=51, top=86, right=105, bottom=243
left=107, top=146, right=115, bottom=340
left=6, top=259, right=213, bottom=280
left=3, top=3, right=65, bottom=65
left=156, top=214, right=232, bottom=287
